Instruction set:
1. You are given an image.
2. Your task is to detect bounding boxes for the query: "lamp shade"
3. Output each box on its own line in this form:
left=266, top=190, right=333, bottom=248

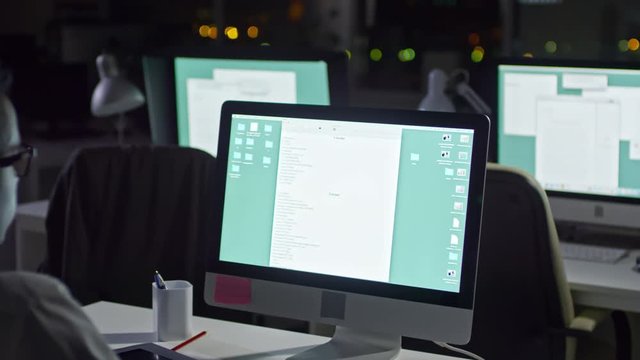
left=91, top=53, right=145, bottom=117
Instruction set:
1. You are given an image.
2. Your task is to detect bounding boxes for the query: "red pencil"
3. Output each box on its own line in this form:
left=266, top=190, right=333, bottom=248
left=171, top=330, right=207, bottom=351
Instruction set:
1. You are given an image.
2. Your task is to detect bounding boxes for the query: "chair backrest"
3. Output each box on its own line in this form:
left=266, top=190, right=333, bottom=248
left=43, top=145, right=220, bottom=317
left=463, top=163, right=575, bottom=360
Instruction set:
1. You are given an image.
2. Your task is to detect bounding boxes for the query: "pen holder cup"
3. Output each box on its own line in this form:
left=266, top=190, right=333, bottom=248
left=152, top=280, right=193, bottom=341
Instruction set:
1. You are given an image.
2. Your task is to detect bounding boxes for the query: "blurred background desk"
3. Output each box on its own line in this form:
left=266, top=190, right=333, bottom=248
left=83, top=301, right=464, bottom=360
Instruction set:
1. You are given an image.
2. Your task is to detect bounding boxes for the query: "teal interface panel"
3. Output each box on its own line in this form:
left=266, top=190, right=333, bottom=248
left=175, top=57, right=330, bottom=157
left=498, top=64, right=640, bottom=199
left=219, top=114, right=474, bottom=293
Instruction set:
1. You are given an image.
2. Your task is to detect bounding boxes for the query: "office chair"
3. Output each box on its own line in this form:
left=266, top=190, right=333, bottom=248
left=41, top=145, right=250, bottom=322
left=462, top=163, right=630, bottom=360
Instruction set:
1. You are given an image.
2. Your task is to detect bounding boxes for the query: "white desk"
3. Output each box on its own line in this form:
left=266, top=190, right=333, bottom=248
left=563, top=249, right=640, bottom=313
left=83, top=301, right=463, bottom=360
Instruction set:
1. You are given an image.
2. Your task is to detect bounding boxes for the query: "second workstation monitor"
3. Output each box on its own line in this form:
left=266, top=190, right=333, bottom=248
left=497, top=59, right=640, bottom=233
left=142, top=47, right=349, bottom=154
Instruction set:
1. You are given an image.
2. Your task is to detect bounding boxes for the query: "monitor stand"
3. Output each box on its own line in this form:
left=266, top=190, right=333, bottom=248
left=288, top=326, right=401, bottom=360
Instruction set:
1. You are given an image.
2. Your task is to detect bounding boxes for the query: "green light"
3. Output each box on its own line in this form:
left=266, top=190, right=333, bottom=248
left=397, top=48, right=415, bottom=62
left=544, top=40, right=557, bottom=54
left=370, top=48, right=383, bottom=62
left=619, top=39, right=629, bottom=52
left=470, top=49, right=484, bottom=63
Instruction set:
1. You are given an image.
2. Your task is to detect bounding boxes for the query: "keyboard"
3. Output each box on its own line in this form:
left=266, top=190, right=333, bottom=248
left=559, top=242, right=629, bottom=263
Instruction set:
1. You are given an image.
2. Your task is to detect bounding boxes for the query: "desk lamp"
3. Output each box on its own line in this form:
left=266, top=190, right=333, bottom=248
left=90, top=53, right=145, bottom=144
left=418, top=68, right=491, bottom=115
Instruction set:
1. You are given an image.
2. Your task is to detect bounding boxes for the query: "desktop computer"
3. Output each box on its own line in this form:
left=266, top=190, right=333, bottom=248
left=204, top=101, right=490, bottom=359
left=142, top=47, right=349, bottom=152
left=497, top=59, right=640, bottom=262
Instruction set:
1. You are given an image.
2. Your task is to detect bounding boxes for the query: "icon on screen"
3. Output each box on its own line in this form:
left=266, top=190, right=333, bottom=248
left=460, top=134, right=470, bottom=143
left=263, top=156, right=272, bottom=165
left=237, top=123, right=246, bottom=131
left=246, top=138, right=255, bottom=146
left=456, top=168, right=467, bottom=177
left=244, top=153, right=253, bottom=161
left=442, top=134, right=452, bottom=142
left=445, top=168, right=454, bottom=176
left=265, top=140, right=274, bottom=148
left=447, top=269, right=457, bottom=277
left=233, top=152, right=242, bottom=160
left=265, top=124, right=273, bottom=132
left=455, top=185, right=465, bottom=193
left=441, top=151, right=450, bottom=159
left=458, top=152, right=468, bottom=160
left=449, top=252, right=459, bottom=261
left=410, top=153, right=420, bottom=161
left=250, top=123, right=259, bottom=132
left=453, top=202, right=464, bottom=211
left=231, top=165, right=240, bottom=173
left=450, top=234, right=459, bottom=245
left=452, top=217, right=461, bottom=228
left=235, top=138, right=243, bottom=145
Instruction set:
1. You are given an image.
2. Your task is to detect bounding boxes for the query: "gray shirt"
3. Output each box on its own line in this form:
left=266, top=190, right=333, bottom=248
left=0, top=271, right=118, bottom=360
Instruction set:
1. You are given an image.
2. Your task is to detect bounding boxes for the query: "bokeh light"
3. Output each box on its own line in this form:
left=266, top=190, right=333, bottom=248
left=370, top=48, right=383, bottom=62
left=544, top=41, right=557, bottom=54
left=397, top=48, right=416, bottom=62
left=225, top=26, right=239, bottom=40
left=628, top=38, right=639, bottom=51
left=207, top=26, right=218, bottom=39
left=247, top=26, right=259, bottom=39
left=471, top=47, right=484, bottom=63
left=523, top=52, right=534, bottom=58
left=198, top=25, right=210, bottom=38
left=618, top=39, right=629, bottom=52
left=468, top=33, right=480, bottom=46
left=345, top=49, right=352, bottom=60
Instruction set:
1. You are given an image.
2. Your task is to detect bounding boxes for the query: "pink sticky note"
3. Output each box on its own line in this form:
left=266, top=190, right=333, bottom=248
left=214, top=274, right=252, bottom=304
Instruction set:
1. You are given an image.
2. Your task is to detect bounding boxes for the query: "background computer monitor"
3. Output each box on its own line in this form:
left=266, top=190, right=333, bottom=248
left=497, top=59, right=640, bottom=237
left=142, top=47, right=349, bottom=153
left=204, top=101, right=489, bottom=358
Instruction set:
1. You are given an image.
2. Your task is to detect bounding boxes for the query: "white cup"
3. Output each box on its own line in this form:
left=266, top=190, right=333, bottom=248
left=152, top=280, right=193, bottom=341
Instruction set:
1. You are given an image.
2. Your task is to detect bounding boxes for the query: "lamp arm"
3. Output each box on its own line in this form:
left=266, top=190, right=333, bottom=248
left=453, top=82, right=492, bottom=115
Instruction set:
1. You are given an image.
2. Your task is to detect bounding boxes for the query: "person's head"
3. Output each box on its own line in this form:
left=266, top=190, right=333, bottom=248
left=0, top=66, right=22, bottom=243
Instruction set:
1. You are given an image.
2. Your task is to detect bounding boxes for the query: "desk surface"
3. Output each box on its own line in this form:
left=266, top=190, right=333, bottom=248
left=563, top=249, right=640, bottom=313
left=84, top=301, right=463, bottom=360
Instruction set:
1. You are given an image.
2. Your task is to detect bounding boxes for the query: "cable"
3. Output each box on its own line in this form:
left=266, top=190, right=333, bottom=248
left=433, top=341, right=485, bottom=360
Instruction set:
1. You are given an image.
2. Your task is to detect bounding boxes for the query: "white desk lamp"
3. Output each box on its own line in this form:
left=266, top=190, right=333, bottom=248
left=418, top=68, right=491, bottom=115
left=90, top=53, right=145, bottom=144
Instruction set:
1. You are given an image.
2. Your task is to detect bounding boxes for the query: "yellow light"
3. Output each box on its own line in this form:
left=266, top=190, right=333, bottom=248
left=628, top=38, right=640, bottom=51
left=198, top=25, right=210, bottom=38
left=473, top=46, right=485, bottom=55
left=345, top=49, right=352, bottom=60
left=544, top=41, right=557, bottom=54
left=208, top=26, right=218, bottom=39
left=370, top=48, right=383, bottom=62
left=619, top=39, right=629, bottom=52
left=523, top=52, right=534, bottom=58
left=225, top=26, right=239, bottom=40
left=468, top=33, right=480, bottom=46
left=470, top=49, right=484, bottom=63
left=247, top=26, right=259, bottom=39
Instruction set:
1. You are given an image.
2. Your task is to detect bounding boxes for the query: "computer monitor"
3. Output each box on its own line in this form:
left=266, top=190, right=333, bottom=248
left=497, top=59, right=640, bottom=234
left=142, top=47, right=349, bottom=152
left=204, top=101, right=490, bottom=359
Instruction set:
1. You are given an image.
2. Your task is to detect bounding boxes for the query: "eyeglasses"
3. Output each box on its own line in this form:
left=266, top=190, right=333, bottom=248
left=0, top=143, right=35, bottom=177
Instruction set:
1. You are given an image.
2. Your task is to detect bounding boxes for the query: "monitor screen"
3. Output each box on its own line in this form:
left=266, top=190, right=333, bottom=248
left=497, top=60, right=640, bottom=230
left=142, top=47, right=348, bottom=149
left=204, top=101, right=489, bottom=357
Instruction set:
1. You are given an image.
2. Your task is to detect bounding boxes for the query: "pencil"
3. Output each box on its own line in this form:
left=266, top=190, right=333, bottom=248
left=171, top=330, right=207, bottom=351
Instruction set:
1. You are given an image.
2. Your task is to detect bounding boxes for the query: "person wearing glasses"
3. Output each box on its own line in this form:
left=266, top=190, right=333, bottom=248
left=0, top=65, right=117, bottom=359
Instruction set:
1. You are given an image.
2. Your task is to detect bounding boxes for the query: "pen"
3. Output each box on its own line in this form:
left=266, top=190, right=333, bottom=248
left=171, top=330, right=207, bottom=351
left=154, top=270, right=166, bottom=289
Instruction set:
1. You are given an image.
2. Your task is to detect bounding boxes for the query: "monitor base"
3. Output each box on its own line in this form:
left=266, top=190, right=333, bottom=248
left=287, top=326, right=401, bottom=360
